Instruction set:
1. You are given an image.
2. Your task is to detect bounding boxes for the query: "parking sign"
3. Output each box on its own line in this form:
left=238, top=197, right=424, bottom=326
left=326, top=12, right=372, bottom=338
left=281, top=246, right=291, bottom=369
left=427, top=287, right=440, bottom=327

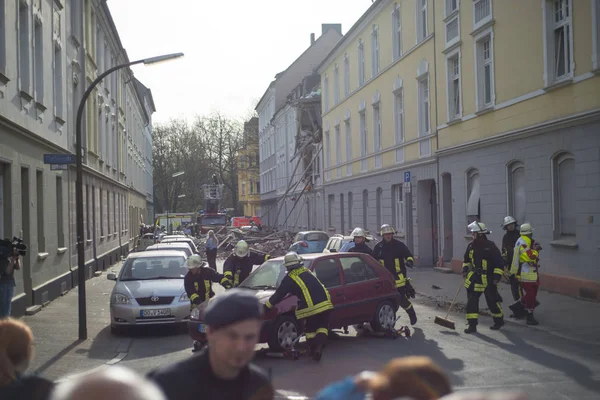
left=404, top=171, right=411, bottom=183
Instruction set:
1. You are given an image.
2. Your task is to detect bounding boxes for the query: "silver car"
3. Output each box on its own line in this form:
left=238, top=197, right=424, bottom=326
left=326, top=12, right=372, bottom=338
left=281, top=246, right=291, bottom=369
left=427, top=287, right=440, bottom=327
left=145, top=243, right=193, bottom=258
left=107, top=250, right=191, bottom=334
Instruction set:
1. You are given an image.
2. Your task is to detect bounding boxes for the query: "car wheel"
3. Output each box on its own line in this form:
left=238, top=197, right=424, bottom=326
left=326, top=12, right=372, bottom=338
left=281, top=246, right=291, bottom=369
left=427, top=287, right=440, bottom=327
left=371, top=301, right=396, bottom=333
left=268, top=316, right=300, bottom=352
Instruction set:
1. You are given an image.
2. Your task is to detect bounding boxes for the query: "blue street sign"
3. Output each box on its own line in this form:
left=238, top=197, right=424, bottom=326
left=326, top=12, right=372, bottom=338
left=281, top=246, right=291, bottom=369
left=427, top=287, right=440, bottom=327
left=44, top=154, right=76, bottom=165
left=404, top=171, right=411, bottom=183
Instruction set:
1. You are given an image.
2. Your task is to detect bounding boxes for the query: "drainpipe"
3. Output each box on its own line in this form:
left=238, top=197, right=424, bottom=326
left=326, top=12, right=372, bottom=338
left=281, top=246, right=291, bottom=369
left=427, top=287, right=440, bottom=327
left=432, top=0, right=443, bottom=266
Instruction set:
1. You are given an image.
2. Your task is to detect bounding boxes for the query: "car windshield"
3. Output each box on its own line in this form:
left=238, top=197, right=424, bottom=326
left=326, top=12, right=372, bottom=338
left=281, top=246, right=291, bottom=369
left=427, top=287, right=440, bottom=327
left=154, top=246, right=192, bottom=257
left=119, top=256, right=187, bottom=281
left=239, top=259, right=312, bottom=289
left=304, top=232, right=329, bottom=242
left=200, top=215, right=228, bottom=225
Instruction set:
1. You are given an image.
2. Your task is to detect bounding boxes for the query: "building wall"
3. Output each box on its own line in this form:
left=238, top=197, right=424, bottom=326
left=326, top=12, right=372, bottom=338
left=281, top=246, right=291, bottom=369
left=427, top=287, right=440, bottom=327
left=238, top=119, right=260, bottom=217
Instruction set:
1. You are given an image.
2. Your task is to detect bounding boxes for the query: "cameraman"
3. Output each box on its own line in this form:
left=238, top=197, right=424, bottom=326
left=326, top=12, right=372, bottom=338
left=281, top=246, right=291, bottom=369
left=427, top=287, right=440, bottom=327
left=0, top=248, right=20, bottom=318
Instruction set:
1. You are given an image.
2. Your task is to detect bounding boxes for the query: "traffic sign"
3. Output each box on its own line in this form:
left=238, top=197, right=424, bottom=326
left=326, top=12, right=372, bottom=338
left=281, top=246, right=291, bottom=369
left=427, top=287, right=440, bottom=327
left=44, top=154, right=75, bottom=165
left=404, top=171, right=411, bottom=182
left=50, top=164, right=68, bottom=171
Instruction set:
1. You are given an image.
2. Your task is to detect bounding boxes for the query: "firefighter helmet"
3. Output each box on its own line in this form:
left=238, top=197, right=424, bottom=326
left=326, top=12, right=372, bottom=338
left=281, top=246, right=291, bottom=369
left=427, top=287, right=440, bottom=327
left=351, top=227, right=367, bottom=238
left=380, top=224, right=396, bottom=235
left=283, top=251, right=303, bottom=269
left=520, top=223, right=534, bottom=235
left=468, top=221, right=491, bottom=234
left=186, top=254, right=205, bottom=270
left=502, top=216, right=517, bottom=228
left=234, top=240, right=249, bottom=257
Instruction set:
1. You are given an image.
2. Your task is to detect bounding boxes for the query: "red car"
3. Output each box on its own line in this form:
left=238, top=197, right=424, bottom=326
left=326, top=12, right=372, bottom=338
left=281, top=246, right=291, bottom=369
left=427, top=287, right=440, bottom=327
left=187, top=252, right=402, bottom=351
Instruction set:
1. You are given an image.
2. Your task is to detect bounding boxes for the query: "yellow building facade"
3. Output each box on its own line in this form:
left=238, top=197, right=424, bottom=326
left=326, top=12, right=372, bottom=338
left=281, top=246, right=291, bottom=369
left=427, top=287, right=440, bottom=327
left=238, top=118, right=261, bottom=216
left=319, top=0, right=600, bottom=297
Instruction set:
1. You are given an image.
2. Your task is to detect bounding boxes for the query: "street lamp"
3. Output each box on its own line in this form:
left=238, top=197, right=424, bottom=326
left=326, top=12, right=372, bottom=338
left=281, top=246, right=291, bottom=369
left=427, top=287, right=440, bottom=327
left=75, top=52, right=183, bottom=340
left=165, top=171, right=185, bottom=234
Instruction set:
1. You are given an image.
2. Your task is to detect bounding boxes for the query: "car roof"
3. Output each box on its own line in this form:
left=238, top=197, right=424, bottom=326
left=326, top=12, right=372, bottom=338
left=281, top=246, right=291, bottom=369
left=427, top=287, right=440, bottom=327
left=162, top=235, right=187, bottom=239
left=267, top=252, right=355, bottom=263
left=126, top=250, right=187, bottom=258
left=147, top=243, right=191, bottom=249
left=297, top=230, right=328, bottom=235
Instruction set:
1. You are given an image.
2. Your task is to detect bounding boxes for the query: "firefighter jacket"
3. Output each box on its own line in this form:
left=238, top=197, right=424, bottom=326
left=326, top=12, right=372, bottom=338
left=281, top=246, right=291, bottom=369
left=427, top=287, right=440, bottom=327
left=265, top=266, right=333, bottom=320
left=348, top=243, right=372, bottom=255
left=462, top=239, right=504, bottom=292
left=224, top=251, right=270, bottom=287
left=510, top=235, right=539, bottom=282
left=184, top=268, right=231, bottom=306
left=372, top=238, right=414, bottom=288
left=501, top=230, right=520, bottom=270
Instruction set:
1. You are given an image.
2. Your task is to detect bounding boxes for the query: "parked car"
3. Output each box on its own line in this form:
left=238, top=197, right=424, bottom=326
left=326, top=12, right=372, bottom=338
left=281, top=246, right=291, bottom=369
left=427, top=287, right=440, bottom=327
left=107, top=250, right=191, bottom=334
left=145, top=243, right=193, bottom=258
left=288, top=231, right=330, bottom=254
left=323, top=234, right=379, bottom=253
left=159, top=237, right=199, bottom=254
left=187, top=252, right=402, bottom=351
left=135, top=233, right=156, bottom=251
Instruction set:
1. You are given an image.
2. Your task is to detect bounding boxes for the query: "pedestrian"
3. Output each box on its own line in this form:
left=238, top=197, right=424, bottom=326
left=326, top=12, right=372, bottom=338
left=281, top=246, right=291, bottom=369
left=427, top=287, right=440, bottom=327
left=0, top=318, right=54, bottom=400
left=510, top=223, right=541, bottom=326
left=0, top=240, right=20, bottom=318
left=264, top=251, right=333, bottom=362
left=372, top=224, right=418, bottom=325
left=148, top=289, right=275, bottom=400
left=501, top=216, right=522, bottom=305
left=462, top=222, right=505, bottom=333
left=184, top=254, right=232, bottom=352
left=50, top=365, right=165, bottom=400
left=347, top=227, right=372, bottom=255
left=223, top=240, right=270, bottom=287
left=205, top=230, right=219, bottom=270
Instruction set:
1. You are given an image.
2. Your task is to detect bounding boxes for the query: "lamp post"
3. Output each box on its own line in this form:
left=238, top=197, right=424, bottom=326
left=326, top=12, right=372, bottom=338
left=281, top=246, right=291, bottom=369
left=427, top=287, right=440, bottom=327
left=75, top=52, right=183, bottom=340
left=165, top=171, right=185, bottom=234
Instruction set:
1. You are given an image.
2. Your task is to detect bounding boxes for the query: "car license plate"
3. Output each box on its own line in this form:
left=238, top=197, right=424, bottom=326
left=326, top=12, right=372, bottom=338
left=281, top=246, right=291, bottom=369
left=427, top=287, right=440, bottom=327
left=140, top=309, right=171, bottom=317
left=197, top=324, right=206, bottom=333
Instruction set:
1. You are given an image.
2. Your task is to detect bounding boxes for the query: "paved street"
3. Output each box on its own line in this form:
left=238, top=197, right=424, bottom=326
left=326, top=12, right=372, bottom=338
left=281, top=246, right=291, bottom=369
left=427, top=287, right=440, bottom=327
left=24, top=260, right=600, bottom=400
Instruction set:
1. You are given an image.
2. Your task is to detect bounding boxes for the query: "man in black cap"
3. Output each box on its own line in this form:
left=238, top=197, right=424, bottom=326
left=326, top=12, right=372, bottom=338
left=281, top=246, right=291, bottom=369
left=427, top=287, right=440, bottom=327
left=147, top=289, right=274, bottom=400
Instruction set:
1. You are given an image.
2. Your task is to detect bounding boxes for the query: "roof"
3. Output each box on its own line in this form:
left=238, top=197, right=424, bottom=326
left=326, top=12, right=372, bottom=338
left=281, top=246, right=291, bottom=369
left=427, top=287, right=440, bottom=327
left=126, top=250, right=188, bottom=259
left=315, top=0, right=384, bottom=74
left=268, top=252, right=332, bottom=262
left=147, top=243, right=192, bottom=249
left=255, top=80, right=276, bottom=111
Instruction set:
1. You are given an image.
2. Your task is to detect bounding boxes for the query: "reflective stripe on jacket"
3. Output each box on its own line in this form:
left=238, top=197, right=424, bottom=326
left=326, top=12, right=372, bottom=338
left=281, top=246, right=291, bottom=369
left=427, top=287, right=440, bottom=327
left=373, top=238, right=413, bottom=288
left=512, top=236, right=539, bottom=282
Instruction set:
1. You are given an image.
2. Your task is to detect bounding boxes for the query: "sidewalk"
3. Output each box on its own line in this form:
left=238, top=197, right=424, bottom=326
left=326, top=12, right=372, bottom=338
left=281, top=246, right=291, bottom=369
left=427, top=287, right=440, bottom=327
left=410, top=267, right=600, bottom=345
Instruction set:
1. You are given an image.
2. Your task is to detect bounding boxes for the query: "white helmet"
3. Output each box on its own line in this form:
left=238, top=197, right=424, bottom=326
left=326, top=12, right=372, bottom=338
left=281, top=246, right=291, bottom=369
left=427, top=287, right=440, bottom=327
left=185, top=254, right=205, bottom=269
left=351, top=227, right=366, bottom=238
left=234, top=240, right=249, bottom=257
left=502, top=216, right=517, bottom=228
left=520, top=223, right=534, bottom=235
left=468, top=221, right=491, bottom=234
left=379, top=224, right=396, bottom=235
left=283, top=251, right=303, bottom=269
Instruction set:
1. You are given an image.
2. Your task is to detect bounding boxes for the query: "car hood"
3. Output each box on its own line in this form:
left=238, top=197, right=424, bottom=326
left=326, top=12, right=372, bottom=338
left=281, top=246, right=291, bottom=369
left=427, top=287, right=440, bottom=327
left=114, top=279, right=185, bottom=298
left=252, top=289, right=275, bottom=303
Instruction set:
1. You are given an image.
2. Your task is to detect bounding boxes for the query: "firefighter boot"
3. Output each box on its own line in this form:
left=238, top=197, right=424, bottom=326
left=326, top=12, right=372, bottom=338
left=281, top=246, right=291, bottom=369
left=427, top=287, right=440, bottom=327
left=526, top=312, right=539, bottom=326
left=312, top=343, right=324, bottom=362
left=406, top=307, right=418, bottom=325
left=464, top=321, right=477, bottom=334
left=490, top=317, right=504, bottom=330
left=509, top=301, right=527, bottom=319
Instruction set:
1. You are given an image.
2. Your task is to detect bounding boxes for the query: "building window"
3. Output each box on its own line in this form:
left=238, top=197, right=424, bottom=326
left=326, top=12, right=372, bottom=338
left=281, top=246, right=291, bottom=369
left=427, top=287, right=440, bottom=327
left=508, top=161, right=526, bottom=224
left=325, top=129, right=331, bottom=181
left=376, top=188, right=383, bottom=229
left=372, top=100, right=382, bottom=169
left=371, top=25, right=379, bottom=77
left=343, top=53, right=350, bottom=96
left=340, top=193, right=345, bottom=233
left=323, top=74, right=329, bottom=112
left=359, top=111, right=367, bottom=172
left=393, top=184, right=405, bottom=234
left=345, top=118, right=352, bottom=176
left=348, top=192, right=353, bottom=230
left=475, top=30, right=495, bottom=110
left=393, top=88, right=405, bottom=163
left=0, top=0, right=6, bottom=75
left=593, top=0, right=600, bottom=70
left=0, top=163, right=10, bottom=240
left=416, top=0, right=428, bottom=43
left=553, top=152, right=576, bottom=238
left=542, top=0, right=573, bottom=86
left=447, top=53, right=461, bottom=120
left=328, top=194, right=335, bottom=228
left=418, top=76, right=431, bottom=157
left=36, top=170, right=45, bottom=252
left=85, top=185, right=90, bottom=240
left=362, top=190, right=368, bottom=229
left=473, top=0, right=492, bottom=31
left=242, top=181, right=246, bottom=196
left=107, top=190, right=111, bottom=235
left=33, top=14, right=43, bottom=103
left=53, top=43, right=63, bottom=118
left=333, top=64, right=340, bottom=105
left=358, top=39, right=365, bottom=86
left=466, top=168, right=481, bottom=226
left=335, top=124, right=341, bottom=178
left=100, top=188, right=104, bottom=237
left=445, top=16, right=459, bottom=48
left=392, top=3, right=402, bottom=60
left=18, top=1, right=31, bottom=93
left=113, top=192, right=117, bottom=233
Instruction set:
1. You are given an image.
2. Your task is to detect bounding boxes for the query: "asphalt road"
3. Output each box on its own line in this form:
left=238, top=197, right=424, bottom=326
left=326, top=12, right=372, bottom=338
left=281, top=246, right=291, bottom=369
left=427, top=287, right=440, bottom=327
left=26, top=259, right=600, bottom=400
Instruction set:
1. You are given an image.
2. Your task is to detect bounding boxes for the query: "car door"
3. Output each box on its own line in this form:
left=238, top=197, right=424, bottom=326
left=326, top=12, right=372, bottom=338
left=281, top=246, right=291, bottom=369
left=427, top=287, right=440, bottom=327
left=338, top=255, right=381, bottom=324
left=310, top=258, right=346, bottom=329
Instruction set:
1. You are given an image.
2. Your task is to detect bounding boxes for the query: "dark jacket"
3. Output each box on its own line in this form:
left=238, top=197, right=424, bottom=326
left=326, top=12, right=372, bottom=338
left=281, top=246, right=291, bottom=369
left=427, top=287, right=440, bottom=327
left=184, top=267, right=231, bottom=305
left=223, top=252, right=269, bottom=287
left=501, top=230, right=520, bottom=267
left=0, top=375, right=54, bottom=400
left=347, top=243, right=372, bottom=255
left=147, top=347, right=274, bottom=400
left=372, top=238, right=414, bottom=287
left=462, top=238, right=504, bottom=282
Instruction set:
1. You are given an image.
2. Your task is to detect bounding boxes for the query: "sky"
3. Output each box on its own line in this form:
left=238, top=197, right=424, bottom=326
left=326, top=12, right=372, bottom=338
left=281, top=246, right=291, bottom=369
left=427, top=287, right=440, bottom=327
left=106, top=0, right=371, bottom=124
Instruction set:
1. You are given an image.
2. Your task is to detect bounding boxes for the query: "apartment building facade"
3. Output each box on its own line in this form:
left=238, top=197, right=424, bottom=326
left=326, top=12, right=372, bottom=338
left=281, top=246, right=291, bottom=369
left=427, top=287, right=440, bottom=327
left=238, top=117, right=261, bottom=216
left=0, top=0, right=154, bottom=315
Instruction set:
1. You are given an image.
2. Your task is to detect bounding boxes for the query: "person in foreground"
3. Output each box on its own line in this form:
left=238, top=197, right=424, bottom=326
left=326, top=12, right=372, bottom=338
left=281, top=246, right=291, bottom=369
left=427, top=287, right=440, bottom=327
left=49, top=365, right=165, bottom=400
left=148, top=288, right=274, bottom=400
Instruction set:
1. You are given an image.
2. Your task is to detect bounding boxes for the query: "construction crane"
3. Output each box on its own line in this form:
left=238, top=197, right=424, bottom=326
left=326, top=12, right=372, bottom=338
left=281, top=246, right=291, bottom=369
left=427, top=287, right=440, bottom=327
left=197, top=174, right=228, bottom=234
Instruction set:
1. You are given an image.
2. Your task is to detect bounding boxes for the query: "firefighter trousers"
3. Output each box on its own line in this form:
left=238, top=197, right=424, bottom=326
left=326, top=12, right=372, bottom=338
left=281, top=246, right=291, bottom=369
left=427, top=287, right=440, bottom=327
left=304, top=310, right=330, bottom=349
left=520, top=281, right=539, bottom=312
left=398, top=287, right=417, bottom=319
left=508, top=275, right=523, bottom=301
left=466, top=286, right=504, bottom=326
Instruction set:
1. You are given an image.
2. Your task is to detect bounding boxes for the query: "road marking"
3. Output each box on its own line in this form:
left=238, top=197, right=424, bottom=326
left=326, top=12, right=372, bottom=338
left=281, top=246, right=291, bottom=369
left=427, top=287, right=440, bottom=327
left=106, top=352, right=128, bottom=365
left=54, top=352, right=129, bottom=383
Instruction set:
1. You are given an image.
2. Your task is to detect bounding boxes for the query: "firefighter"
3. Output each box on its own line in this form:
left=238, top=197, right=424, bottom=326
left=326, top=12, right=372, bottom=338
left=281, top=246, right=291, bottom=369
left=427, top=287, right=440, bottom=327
left=347, top=227, right=372, bottom=255
left=223, top=240, right=270, bottom=287
left=511, top=223, right=541, bottom=326
left=501, top=216, right=522, bottom=305
left=462, top=222, right=505, bottom=334
left=184, top=254, right=232, bottom=351
left=264, top=252, right=333, bottom=362
left=372, top=224, right=417, bottom=325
